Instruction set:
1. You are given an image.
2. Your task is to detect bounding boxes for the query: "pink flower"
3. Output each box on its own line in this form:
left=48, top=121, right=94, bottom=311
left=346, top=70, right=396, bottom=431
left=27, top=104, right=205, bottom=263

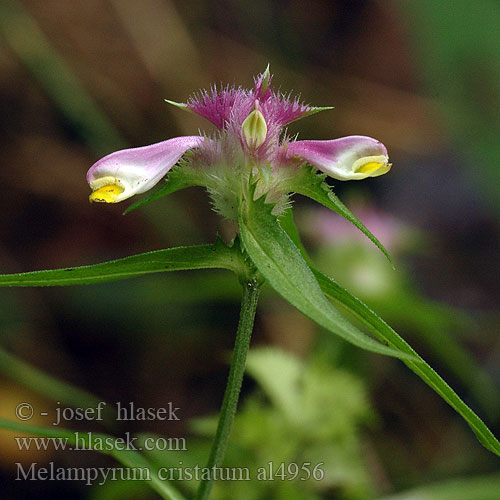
left=303, top=205, right=406, bottom=253
left=87, top=67, right=391, bottom=212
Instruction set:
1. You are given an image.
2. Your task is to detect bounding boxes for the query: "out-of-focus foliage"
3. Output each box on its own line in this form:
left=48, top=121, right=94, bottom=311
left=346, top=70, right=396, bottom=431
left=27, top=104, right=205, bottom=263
left=141, top=347, right=374, bottom=500
left=299, top=204, right=500, bottom=420
left=379, top=473, right=500, bottom=500
left=397, top=0, right=500, bottom=211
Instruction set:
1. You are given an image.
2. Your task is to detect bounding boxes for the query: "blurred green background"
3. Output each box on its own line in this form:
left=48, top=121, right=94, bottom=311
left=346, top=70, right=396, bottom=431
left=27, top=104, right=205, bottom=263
left=0, top=0, right=500, bottom=498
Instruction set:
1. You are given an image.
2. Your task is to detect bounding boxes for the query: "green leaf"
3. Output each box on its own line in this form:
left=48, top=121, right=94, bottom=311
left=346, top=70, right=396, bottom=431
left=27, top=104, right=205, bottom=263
left=124, top=165, right=203, bottom=214
left=388, top=292, right=500, bottom=421
left=0, top=418, right=186, bottom=500
left=282, top=208, right=500, bottom=456
left=278, top=208, right=312, bottom=263
left=288, top=105, right=334, bottom=124
left=313, top=270, right=500, bottom=457
left=89, top=480, right=150, bottom=500
left=379, top=473, right=500, bottom=500
left=285, top=166, right=393, bottom=266
left=0, top=241, right=245, bottom=287
left=0, top=347, right=113, bottom=420
left=238, top=196, right=416, bottom=360
left=164, top=99, right=192, bottom=113
left=245, top=347, right=303, bottom=421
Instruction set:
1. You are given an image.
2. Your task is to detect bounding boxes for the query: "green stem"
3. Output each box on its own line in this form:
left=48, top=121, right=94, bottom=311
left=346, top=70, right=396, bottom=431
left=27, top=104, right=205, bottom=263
left=194, top=279, right=260, bottom=500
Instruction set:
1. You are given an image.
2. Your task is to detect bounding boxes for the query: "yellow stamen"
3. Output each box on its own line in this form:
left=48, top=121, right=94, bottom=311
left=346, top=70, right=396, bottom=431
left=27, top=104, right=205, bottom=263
left=357, top=161, right=385, bottom=175
left=89, top=184, right=124, bottom=203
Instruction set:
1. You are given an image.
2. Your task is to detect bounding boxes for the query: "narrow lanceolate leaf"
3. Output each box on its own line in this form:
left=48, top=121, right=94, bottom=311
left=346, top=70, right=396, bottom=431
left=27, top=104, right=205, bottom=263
left=286, top=166, right=393, bottom=266
left=313, top=270, right=500, bottom=457
left=239, top=196, right=416, bottom=360
left=0, top=241, right=243, bottom=287
left=281, top=208, right=500, bottom=456
left=278, top=208, right=312, bottom=263
left=0, top=347, right=111, bottom=419
left=0, top=418, right=185, bottom=500
left=281, top=207, right=500, bottom=420
left=288, top=105, right=334, bottom=124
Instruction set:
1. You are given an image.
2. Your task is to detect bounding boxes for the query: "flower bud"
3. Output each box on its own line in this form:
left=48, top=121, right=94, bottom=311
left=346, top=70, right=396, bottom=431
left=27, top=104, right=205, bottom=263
left=241, top=106, right=267, bottom=149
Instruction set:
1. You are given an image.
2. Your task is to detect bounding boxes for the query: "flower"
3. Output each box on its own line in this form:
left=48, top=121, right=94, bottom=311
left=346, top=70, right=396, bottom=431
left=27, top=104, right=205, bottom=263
left=286, top=136, right=390, bottom=180
left=87, top=136, right=203, bottom=203
left=302, top=205, right=407, bottom=252
left=87, top=67, right=391, bottom=216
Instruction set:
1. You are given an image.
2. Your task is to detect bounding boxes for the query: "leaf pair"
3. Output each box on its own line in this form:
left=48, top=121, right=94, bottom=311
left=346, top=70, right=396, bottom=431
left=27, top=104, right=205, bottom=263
left=238, top=195, right=406, bottom=358
left=0, top=177, right=499, bottom=458
left=273, top=206, right=500, bottom=457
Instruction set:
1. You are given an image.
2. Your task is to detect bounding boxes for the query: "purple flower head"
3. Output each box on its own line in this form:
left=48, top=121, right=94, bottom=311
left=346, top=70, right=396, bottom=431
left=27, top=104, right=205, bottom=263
left=87, top=67, right=391, bottom=217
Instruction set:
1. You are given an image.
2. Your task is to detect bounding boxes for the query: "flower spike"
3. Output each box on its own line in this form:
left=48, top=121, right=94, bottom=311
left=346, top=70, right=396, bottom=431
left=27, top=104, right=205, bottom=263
left=87, top=136, right=203, bottom=203
left=87, top=72, right=391, bottom=208
left=287, top=136, right=391, bottom=180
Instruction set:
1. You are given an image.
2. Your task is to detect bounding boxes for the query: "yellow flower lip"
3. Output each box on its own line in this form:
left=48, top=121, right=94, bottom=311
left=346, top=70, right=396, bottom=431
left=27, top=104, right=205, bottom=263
left=353, top=155, right=391, bottom=178
left=357, top=161, right=384, bottom=174
left=89, top=177, right=124, bottom=203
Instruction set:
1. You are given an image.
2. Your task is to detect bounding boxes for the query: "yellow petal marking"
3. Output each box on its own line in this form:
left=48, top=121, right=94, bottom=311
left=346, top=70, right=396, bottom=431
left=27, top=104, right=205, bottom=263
left=356, top=161, right=385, bottom=175
left=89, top=184, right=124, bottom=203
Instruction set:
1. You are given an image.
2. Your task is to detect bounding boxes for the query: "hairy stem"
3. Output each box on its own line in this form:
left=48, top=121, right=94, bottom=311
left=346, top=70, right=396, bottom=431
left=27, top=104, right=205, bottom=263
left=195, top=279, right=260, bottom=500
